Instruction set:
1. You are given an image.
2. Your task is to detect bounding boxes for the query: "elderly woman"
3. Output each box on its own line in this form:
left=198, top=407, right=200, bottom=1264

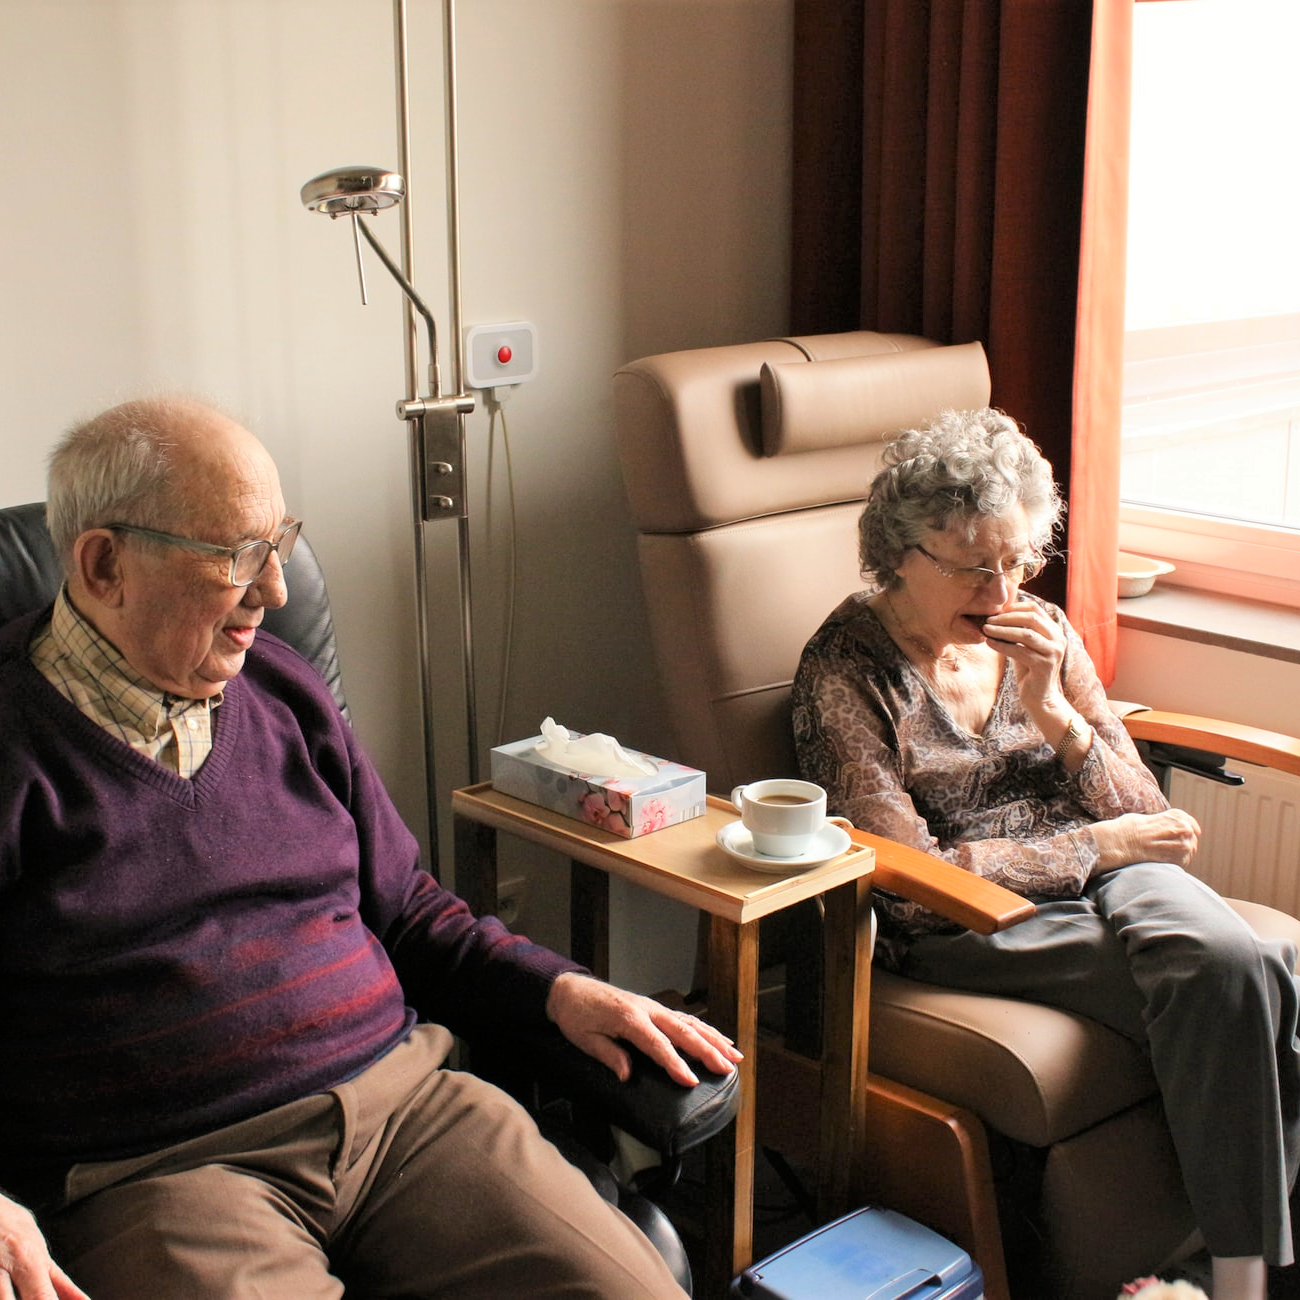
left=791, top=408, right=1298, bottom=1300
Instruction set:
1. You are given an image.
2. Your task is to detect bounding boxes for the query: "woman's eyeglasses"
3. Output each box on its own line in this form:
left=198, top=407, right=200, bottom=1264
left=914, top=544, right=1043, bottom=589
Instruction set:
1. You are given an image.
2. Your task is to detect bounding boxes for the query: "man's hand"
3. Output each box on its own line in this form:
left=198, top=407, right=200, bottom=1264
left=546, top=973, right=743, bottom=1087
left=0, top=1193, right=91, bottom=1300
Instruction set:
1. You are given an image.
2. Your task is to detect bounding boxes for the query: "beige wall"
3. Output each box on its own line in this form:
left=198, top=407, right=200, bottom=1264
left=1, top=0, right=792, bottom=991
left=1112, top=629, right=1300, bottom=738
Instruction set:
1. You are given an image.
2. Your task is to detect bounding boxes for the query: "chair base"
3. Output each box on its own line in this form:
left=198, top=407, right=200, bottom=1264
left=758, top=1042, right=1203, bottom=1300
left=1038, top=1097, right=1194, bottom=1300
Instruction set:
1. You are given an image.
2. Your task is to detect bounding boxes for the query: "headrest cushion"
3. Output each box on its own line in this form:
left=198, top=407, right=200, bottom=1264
left=759, top=341, right=992, bottom=456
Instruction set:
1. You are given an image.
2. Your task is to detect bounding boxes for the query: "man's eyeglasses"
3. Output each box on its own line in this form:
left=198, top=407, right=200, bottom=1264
left=914, top=544, right=1043, bottom=589
left=108, top=519, right=302, bottom=588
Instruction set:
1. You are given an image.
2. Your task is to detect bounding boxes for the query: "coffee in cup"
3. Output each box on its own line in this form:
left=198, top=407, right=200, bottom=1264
left=730, top=778, right=845, bottom=858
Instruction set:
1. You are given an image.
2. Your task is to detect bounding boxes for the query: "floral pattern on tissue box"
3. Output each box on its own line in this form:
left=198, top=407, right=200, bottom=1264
left=489, top=735, right=707, bottom=838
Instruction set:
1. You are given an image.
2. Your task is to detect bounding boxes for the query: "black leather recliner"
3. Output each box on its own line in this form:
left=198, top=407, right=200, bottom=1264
left=0, top=499, right=738, bottom=1295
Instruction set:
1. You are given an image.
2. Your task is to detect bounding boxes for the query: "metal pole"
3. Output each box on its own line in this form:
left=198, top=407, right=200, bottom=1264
left=444, top=0, right=480, bottom=785
left=392, top=0, right=443, bottom=872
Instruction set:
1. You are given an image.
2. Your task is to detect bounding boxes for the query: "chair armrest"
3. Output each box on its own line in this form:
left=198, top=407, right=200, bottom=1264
left=471, top=1026, right=739, bottom=1162
left=526, top=1030, right=739, bottom=1160
left=1120, top=707, right=1300, bottom=779
left=850, top=829, right=1036, bottom=935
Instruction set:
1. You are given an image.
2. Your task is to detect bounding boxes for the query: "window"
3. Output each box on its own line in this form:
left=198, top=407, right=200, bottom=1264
left=1120, top=0, right=1300, bottom=606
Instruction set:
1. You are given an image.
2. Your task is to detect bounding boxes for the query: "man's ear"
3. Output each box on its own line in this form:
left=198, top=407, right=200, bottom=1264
left=73, top=530, right=127, bottom=608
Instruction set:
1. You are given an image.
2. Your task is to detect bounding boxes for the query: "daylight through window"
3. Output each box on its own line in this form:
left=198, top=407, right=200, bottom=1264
left=1120, top=0, right=1300, bottom=602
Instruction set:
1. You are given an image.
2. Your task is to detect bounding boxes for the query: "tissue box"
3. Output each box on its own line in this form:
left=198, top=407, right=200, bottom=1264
left=490, top=734, right=706, bottom=838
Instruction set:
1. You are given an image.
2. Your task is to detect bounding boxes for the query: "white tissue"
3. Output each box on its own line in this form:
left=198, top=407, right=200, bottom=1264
left=535, top=717, right=658, bottom=780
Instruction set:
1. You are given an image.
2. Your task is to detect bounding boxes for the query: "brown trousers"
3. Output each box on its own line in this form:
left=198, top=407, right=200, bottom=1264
left=43, top=1025, right=688, bottom=1299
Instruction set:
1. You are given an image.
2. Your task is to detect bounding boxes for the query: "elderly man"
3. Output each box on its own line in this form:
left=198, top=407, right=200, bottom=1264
left=0, top=396, right=739, bottom=1300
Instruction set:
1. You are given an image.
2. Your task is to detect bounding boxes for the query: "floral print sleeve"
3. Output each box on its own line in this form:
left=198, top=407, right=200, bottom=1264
left=791, top=591, right=1168, bottom=940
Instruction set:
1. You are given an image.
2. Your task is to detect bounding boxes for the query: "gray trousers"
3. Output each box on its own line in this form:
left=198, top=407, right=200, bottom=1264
left=42, top=1025, right=687, bottom=1300
left=902, top=862, right=1300, bottom=1264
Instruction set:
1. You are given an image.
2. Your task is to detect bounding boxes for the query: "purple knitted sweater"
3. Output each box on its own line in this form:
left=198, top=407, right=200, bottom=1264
left=0, top=610, right=579, bottom=1198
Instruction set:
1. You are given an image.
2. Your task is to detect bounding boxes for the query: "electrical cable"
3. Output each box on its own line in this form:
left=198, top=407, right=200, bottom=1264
left=485, top=388, right=520, bottom=747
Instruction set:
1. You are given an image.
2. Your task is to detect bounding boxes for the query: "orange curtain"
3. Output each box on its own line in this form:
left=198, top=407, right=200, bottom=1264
left=791, top=0, right=1132, bottom=681
left=1068, top=1, right=1131, bottom=682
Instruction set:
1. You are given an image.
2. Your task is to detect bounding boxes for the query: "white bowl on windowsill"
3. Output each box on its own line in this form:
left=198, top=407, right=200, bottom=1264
left=1117, top=552, right=1175, bottom=598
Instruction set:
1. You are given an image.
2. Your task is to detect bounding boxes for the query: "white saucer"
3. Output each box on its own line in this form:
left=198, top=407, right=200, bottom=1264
left=715, top=820, right=853, bottom=875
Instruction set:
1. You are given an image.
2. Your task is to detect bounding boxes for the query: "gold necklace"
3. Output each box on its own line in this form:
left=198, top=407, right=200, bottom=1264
left=883, top=590, right=969, bottom=672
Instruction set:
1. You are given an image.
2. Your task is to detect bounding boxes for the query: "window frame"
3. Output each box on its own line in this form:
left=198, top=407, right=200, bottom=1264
left=1118, top=505, right=1300, bottom=608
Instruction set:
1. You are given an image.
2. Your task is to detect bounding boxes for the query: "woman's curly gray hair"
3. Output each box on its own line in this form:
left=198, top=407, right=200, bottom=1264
left=858, top=407, right=1062, bottom=587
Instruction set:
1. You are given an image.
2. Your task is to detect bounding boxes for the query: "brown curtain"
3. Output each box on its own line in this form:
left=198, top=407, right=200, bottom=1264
left=791, top=0, right=1131, bottom=681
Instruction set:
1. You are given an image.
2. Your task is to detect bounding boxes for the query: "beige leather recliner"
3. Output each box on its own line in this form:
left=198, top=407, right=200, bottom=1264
left=613, top=331, right=1300, bottom=1300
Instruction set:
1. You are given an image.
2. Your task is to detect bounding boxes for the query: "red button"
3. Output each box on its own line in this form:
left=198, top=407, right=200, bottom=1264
left=497, top=345, right=513, bottom=365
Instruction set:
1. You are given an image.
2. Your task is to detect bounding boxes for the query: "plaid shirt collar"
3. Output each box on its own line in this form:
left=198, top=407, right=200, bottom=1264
left=30, top=588, right=221, bottom=771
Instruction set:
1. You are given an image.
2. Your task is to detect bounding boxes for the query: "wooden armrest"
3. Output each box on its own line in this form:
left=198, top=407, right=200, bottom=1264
left=1121, top=708, right=1300, bottom=779
left=849, top=829, right=1036, bottom=935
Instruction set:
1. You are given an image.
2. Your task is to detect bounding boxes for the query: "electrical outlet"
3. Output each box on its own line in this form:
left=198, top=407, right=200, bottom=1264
left=496, top=874, right=527, bottom=930
left=464, top=321, right=538, bottom=390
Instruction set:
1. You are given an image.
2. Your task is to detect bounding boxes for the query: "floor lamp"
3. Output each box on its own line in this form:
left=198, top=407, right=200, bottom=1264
left=299, top=0, right=477, bottom=874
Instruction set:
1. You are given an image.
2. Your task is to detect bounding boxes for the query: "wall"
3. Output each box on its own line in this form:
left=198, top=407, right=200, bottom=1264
left=1112, top=628, right=1300, bottom=738
left=0, top=0, right=792, bottom=991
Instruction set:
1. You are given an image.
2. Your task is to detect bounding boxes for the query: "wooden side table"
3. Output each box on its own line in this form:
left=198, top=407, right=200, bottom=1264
left=452, top=783, right=875, bottom=1298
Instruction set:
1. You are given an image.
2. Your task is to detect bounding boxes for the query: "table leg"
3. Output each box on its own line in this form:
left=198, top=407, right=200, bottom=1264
left=453, top=813, right=499, bottom=922
left=570, top=861, right=610, bottom=980
left=704, top=914, right=759, bottom=1297
left=817, top=875, right=873, bottom=1220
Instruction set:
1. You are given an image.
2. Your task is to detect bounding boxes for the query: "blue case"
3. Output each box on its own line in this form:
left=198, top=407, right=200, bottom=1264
left=731, top=1206, right=984, bottom=1300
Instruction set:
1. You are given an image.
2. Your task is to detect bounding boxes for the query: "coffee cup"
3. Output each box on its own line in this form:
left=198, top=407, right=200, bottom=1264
left=729, top=778, right=850, bottom=858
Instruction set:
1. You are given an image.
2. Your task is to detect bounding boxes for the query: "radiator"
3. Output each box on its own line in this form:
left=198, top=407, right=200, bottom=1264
left=1169, top=762, right=1300, bottom=916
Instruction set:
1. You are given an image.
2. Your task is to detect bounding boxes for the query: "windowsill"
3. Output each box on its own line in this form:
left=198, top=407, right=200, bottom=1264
left=1116, top=585, right=1300, bottom=666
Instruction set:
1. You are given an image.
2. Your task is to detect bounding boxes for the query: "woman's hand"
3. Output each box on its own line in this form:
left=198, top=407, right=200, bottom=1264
left=982, top=598, right=1067, bottom=711
left=1089, top=809, right=1201, bottom=874
left=983, top=599, right=1084, bottom=757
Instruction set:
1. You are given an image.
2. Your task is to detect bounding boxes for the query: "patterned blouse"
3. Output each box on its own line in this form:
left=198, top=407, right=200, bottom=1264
left=791, top=590, right=1168, bottom=951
